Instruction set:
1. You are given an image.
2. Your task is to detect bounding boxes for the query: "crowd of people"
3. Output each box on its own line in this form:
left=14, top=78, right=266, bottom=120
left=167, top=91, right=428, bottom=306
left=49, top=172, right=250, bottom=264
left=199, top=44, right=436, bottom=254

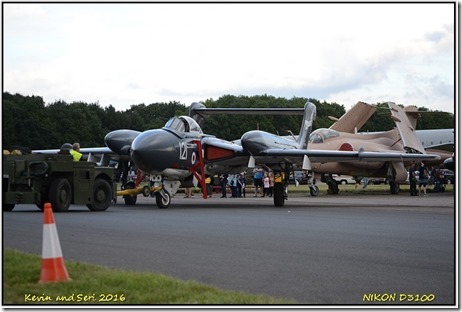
left=188, top=166, right=276, bottom=199
left=408, top=161, right=448, bottom=196
left=184, top=161, right=450, bottom=199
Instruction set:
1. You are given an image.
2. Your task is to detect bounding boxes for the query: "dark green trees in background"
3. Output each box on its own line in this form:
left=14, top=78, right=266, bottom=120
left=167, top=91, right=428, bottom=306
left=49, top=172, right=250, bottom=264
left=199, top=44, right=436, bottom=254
left=2, top=92, right=454, bottom=150
left=2, top=92, right=187, bottom=149
left=3, top=93, right=53, bottom=149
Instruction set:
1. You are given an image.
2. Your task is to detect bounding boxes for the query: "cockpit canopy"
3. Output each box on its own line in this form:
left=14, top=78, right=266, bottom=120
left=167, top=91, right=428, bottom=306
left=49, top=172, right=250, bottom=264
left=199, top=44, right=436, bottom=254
left=308, top=128, right=339, bottom=143
left=164, top=116, right=203, bottom=134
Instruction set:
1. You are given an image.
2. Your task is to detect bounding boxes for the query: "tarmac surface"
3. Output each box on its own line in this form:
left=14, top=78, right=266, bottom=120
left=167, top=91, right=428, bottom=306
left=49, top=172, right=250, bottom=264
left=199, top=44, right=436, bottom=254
left=3, top=191, right=456, bottom=305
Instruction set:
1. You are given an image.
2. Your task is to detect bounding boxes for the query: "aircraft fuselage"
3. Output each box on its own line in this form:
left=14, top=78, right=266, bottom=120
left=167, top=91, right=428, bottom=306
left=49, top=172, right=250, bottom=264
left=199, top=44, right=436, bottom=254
left=130, top=128, right=202, bottom=179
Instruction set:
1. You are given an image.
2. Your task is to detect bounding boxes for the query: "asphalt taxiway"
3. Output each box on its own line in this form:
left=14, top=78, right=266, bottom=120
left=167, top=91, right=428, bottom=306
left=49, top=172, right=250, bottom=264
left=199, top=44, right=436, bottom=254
left=3, top=192, right=455, bottom=305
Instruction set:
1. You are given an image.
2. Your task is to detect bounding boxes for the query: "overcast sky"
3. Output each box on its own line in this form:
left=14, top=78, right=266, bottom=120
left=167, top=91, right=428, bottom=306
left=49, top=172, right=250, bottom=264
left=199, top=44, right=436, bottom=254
left=3, top=2, right=456, bottom=113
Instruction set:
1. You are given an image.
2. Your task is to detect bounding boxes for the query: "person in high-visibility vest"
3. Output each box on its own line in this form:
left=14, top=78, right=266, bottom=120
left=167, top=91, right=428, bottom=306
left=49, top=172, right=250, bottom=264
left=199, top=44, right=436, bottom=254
left=70, top=143, right=83, bottom=161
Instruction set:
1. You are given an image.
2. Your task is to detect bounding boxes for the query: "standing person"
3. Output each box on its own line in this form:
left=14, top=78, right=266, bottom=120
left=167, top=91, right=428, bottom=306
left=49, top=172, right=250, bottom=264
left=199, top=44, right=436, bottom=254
left=219, top=174, right=228, bottom=198
left=205, top=175, right=212, bottom=198
left=239, top=172, right=246, bottom=198
left=362, top=177, right=369, bottom=189
left=268, top=170, right=274, bottom=197
left=408, top=162, right=418, bottom=196
left=184, top=187, right=193, bottom=198
left=229, top=174, right=238, bottom=198
left=253, top=166, right=264, bottom=197
left=70, top=143, right=83, bottom=161
left=236, top=173, right=244, bottom=198
left=263, top=173, right=270, bottom=197
left=418, top=161, right=429, bottom=196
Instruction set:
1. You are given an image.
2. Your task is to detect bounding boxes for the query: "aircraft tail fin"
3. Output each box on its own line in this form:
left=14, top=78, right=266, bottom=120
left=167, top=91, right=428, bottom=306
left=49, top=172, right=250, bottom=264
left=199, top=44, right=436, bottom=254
left=297, top=102, right=317, bottom=150
left=329, top=101, right=376, bottom=133
left=404, top=105, right=420, bottom=130
left=388, top=102, right=425, bottom=154
left=189, top=102, right=208, bottom=128
left=189, top=102, right=306, bottom=128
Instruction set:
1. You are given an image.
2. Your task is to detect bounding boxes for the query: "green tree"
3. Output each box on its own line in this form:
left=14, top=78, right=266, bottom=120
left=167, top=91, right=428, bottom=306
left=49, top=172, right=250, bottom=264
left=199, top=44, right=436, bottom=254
left=2, top=92, right=454, bottom=151
left=2, top=92, right=51, bottom=149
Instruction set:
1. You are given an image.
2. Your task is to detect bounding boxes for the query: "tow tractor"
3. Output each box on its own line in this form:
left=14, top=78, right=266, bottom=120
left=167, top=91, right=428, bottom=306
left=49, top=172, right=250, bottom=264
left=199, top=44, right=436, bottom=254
left=3, top=153, right=116, bottom=212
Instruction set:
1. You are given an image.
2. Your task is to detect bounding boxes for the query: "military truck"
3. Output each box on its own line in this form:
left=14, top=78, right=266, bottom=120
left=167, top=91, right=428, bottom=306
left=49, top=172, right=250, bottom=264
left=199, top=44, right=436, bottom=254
left=3, top=153, right=116, bottom=212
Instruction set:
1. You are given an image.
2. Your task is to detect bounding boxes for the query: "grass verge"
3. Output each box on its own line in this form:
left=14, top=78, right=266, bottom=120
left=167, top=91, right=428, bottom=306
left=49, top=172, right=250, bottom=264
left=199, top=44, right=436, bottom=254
left=3, top=248, right=294, bottom=305
left=288, top=183, right=454, bottom=194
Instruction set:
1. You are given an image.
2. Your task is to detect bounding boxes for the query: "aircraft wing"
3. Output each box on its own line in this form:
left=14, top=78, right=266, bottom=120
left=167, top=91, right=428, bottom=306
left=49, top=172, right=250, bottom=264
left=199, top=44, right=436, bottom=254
left=33, top=147, right=120, bottom=166
left=329, top=101, right=377, bottom=133
left=425, top=143, right=454, bottom=152
left=201, top=136, right=440, bottom=173
left=33, top=147, right=112, bottom=154
left=252, top=148, right=441, bottom=163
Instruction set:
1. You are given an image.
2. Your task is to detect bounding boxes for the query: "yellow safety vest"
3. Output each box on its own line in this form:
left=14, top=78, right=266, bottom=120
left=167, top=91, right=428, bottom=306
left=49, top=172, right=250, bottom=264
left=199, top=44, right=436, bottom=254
left=70, top=150, right=83, bottom=161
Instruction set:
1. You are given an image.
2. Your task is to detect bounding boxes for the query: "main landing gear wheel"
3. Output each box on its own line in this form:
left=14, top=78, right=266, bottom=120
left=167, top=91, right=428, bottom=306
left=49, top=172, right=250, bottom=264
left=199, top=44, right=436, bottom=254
left=273, top=183, right=285, bottom=207
left=327, top=180, right=339, bottom=194
left=123, top=181, right=137, bottom=205
left=155, top=191, right=171, bottom=209
left=389, top=181, right=400, bottom=195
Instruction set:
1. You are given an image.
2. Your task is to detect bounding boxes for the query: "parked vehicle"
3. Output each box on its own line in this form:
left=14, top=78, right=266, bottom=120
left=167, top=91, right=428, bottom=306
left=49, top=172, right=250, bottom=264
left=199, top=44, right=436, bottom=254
left=332, top=174, right=356, bottom=185
left=367, top=177, right=388, bottom=185
left=289, top=171, right=310, bottom=185
left=441, top=169, right=455, bottom=184
left=3, top=154, right=116, bottom=212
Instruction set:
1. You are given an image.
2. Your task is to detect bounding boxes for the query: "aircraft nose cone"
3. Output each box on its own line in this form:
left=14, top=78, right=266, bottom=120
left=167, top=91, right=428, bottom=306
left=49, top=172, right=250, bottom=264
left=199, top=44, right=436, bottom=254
left=104, top=129, right=141, bottom=155
left=443, top=155, right=455, bottom=171
left=131, top=129, right=172, bottom=173
left=241, top=131, right=267, bottom=155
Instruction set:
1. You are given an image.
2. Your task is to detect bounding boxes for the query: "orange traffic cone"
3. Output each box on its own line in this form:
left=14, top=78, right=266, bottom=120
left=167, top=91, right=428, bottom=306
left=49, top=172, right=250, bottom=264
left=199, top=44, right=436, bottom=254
left=39, top=202, right=70, bottom=283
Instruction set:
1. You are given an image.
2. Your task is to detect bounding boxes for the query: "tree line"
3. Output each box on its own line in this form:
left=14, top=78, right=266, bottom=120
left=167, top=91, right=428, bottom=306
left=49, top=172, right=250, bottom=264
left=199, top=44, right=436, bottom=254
left=2, top=92, right=454, bottom=150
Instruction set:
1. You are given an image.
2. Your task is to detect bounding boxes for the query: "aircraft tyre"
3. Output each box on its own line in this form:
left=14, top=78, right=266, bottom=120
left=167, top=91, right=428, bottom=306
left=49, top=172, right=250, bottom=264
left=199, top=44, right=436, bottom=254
left=49, top=178, right=72, bottom=212
left=3, top=181, right=15, bottom=210
left=273, top=183, right=285, bottom=207
left=123, top=181, right=137, bottom=205
left=142, top=186, right=151, bottom=197
left=155, top=191, right=171, bottom=209
left=327, top=181, right=339, bottom=194
left=389, top=181, right=400, bottom=195
left=87, top=179, right=112, bottom=211
left=310, top=185, right=319, bottom=196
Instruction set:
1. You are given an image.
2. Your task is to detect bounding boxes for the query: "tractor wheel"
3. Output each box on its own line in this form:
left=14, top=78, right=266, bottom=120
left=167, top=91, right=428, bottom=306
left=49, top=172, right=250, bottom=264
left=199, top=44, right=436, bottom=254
left=49, top=178, right=72, bottom=212
left=3, top=204, right=15, bottom=211
left=36, top=187, right=49, bottom=210
left=87, top=179, right=112, bottom=211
